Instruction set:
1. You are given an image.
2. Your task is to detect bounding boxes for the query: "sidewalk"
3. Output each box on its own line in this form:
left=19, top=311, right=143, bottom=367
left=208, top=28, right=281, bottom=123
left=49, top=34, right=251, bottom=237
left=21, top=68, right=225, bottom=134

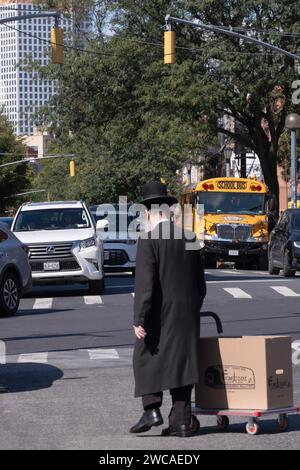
left=0, top=362, right=299, bottom=450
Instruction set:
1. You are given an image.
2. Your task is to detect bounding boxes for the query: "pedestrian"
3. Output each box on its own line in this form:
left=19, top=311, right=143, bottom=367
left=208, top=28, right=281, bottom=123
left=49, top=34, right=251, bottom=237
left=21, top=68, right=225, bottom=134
left=130, top=181, right=206, bottom=438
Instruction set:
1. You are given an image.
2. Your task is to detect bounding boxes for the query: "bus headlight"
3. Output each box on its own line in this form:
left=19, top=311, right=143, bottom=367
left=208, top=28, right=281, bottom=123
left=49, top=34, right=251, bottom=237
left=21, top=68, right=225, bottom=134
left=294, top=241, right=300, bottom=248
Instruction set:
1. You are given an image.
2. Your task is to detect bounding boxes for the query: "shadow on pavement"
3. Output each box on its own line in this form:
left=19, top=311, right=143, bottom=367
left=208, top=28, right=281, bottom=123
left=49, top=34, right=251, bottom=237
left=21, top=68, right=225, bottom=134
left=138, top=414, right=300, bottom=438
left=0, top=363, right=63, bottom=393
left=11, top=309, right=73, bottom=318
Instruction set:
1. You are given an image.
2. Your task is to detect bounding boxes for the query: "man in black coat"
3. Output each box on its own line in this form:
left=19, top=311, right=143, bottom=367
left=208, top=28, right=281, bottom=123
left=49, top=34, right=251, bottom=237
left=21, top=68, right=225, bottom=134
left=130, top=181, right=206, bottom=438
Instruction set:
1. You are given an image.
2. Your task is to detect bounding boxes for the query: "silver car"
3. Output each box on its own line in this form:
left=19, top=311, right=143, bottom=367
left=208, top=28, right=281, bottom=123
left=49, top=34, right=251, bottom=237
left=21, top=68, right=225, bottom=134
left=0, top=223, right=32, bottom=316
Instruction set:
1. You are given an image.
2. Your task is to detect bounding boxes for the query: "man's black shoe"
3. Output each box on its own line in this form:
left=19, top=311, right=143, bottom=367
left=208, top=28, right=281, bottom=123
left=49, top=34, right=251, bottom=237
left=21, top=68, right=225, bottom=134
left=161, top=424, right=196, bottom=438
left=161, top=415, right=200, bottom=437
left=130, top=409, right=163, bottom=433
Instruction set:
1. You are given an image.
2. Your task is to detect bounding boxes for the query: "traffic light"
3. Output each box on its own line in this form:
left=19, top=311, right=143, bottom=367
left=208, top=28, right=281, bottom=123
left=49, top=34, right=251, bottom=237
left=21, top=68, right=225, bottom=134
left=164, top=30, right=175, bottom=64
left=70, top=159, right=75, bottom=177
left=51, top=27, right=64, bottom=64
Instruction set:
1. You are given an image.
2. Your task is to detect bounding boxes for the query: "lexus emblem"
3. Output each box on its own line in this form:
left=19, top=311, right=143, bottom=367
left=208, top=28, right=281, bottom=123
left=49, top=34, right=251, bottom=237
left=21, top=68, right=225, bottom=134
left=46, top=246, right=56, bottom=253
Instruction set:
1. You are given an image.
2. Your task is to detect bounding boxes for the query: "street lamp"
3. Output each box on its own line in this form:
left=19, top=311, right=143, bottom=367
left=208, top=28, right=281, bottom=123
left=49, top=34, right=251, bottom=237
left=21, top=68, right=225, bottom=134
left=223, top=146, right=233, bottom=178
left=285, top=113, right=300, bottom=208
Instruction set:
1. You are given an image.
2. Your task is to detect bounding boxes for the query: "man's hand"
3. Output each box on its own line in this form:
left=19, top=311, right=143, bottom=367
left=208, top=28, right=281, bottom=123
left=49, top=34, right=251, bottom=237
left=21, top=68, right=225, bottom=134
left=133, top=325, right=147, bottom=339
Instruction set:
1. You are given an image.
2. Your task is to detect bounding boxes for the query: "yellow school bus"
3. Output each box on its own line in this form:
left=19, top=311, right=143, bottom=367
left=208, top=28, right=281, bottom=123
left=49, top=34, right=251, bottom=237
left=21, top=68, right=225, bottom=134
left=181, top=177, right=269, bottom=268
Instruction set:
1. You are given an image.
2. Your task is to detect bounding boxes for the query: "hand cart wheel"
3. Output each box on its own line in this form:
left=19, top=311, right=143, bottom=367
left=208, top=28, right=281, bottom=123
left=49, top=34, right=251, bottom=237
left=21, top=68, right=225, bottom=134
left=217, top=415, right=229, bottom=431
left=191, top=415, right=200, bottom=433
left=276, top=413, right=289, bottom=432
left=246, top=419, right=260, bottom=435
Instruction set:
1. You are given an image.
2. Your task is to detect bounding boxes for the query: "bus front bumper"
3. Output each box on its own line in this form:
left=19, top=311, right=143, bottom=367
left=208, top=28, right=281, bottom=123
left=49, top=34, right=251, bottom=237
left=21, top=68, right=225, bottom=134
left=204, top=240, right=268, bottom=259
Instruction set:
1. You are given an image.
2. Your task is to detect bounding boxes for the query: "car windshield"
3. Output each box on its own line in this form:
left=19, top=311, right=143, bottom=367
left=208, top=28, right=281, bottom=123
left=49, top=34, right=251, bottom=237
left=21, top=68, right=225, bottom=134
left=292, top=213, right=300, bottom=231
left=91, top=211, right=139, bottom=232
left=14, top=209, right=91, bottom=231
left=197, top=192, right=265, bottom=215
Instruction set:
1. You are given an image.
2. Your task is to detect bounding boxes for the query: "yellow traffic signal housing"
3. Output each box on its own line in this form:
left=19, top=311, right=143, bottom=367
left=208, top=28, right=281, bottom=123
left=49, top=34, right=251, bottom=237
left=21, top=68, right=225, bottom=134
left=164, top=30, right=175, bottom=64
left=70, top=159, right=75, bottom=177
left=51, top=27, right=64, bottom=64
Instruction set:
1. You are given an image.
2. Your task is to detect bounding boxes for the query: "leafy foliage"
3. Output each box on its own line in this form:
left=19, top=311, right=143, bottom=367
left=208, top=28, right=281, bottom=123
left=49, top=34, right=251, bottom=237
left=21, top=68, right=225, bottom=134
left=33, top=0, right=300, bottom=212
left=0, top=115, right=33, bottom=214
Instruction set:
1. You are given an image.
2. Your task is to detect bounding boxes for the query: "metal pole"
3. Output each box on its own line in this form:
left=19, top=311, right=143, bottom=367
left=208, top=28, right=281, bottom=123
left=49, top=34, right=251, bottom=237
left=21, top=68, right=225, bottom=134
left=0, top=12, right=60, bottom=25
left=226, top=158, right=230, bottom=177
left=165, top=15, right=300, bottom=62
left=291, top=129, right=297, bottom=208
left=240, top=153, right=247, bottom=178
left=0, top=154, right=76, bottom=169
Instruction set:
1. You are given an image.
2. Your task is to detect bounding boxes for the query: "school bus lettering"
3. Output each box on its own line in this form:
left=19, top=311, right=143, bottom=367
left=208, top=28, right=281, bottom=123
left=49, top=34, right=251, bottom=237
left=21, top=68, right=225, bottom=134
left=217, top=181, right=247, bottom=190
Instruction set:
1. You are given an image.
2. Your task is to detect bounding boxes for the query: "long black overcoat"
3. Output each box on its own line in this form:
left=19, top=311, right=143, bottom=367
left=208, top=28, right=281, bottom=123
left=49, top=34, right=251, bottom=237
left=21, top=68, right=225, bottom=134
left=133, top=220, right=206, bottom=397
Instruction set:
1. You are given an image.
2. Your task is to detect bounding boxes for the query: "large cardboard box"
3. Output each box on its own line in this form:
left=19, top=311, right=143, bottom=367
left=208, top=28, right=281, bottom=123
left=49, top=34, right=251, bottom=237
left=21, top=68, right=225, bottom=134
left=195, top=336, right=293, bottom=410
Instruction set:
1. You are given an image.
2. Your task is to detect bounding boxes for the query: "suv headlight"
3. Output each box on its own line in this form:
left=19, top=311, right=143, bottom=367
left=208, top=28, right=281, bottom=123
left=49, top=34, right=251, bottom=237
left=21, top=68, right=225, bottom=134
left=294, top=241, right=300, bottom=248
left=80, top=237, right=96, bottom=250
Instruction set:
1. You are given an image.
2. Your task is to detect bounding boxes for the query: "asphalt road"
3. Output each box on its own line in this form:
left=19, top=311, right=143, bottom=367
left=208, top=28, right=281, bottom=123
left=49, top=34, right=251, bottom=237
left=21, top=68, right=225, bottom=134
left=0, top=268, right=300, bottom=449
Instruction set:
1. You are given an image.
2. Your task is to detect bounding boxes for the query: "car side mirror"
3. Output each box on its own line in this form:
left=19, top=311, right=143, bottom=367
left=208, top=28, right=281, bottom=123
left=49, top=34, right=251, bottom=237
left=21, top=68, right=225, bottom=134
left=96, top=220, right=109, bottom=231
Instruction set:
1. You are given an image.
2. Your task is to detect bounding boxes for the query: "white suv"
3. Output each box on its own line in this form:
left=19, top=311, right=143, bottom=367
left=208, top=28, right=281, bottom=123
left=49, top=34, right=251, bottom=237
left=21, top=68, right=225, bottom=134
left=90, top=204, right=139, bottom=275
left=12, top=201, right=105, bottom=294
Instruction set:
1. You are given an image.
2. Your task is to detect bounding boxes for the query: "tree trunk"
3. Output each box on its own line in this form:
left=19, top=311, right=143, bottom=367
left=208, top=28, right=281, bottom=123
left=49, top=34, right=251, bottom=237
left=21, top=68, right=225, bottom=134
left=257, top=145, right=280, bottom=219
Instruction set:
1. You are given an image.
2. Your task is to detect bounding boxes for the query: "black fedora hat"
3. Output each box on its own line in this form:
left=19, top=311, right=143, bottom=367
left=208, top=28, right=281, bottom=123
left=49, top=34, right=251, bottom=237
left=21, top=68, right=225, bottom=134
left=140, top=181, right=178, bottom=208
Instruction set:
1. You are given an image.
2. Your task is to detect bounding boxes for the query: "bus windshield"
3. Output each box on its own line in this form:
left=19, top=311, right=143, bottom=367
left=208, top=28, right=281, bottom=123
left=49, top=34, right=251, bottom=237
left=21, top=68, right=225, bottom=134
left=197, top=192, right=265, bottom=215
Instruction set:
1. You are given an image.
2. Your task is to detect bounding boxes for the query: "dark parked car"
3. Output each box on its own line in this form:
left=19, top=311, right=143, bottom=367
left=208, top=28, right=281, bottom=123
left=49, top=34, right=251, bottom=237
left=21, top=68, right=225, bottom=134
left=0, top=217, right=14, bottom=230
left=268, top=209, right=300, bottom=277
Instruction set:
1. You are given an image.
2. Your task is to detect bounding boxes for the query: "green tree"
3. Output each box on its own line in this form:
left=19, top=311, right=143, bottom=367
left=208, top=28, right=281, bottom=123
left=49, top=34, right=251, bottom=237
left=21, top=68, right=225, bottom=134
left=33, top=32, right=214, bottom=203
left=34, top=0, right=300, bottom=212
left=0, top=115, right=33, bottom=214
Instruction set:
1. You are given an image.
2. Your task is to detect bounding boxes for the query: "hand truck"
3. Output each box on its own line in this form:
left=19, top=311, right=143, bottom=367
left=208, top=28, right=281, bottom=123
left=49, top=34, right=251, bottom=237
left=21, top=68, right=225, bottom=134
left=191, top=311, right=300, bottom=435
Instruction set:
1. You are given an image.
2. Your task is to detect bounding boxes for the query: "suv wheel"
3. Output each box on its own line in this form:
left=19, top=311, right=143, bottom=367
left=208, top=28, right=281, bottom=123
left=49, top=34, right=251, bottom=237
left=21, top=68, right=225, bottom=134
left=88, top=278, right=105, bottom=295
left=282, top=251, right=296, bottom=277
left=0, top=272, right=20, bottom=316
left=268, top=252, right=280, bottom=275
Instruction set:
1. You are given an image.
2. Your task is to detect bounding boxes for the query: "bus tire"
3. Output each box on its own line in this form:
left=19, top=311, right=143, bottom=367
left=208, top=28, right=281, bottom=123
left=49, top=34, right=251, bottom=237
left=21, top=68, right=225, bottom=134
left=204, top=256, right=215, bottom=269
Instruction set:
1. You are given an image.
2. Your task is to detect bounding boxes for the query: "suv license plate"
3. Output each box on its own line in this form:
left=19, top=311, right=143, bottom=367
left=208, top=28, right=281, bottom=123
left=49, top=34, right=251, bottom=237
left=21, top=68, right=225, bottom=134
left=229, top=250, right=239, bottom=256
left=43, top=262, right=60, bottom=271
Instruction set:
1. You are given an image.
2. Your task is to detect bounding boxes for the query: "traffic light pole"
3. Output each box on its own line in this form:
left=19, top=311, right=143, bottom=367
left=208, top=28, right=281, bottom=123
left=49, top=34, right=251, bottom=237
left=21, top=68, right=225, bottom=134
left=0, top=154, right=75, bottom=170
left=0, top=11, right=63, bottom=63
left=165, top=15, right=300, bottom=62
left=0, top=11, right=60, bottom=26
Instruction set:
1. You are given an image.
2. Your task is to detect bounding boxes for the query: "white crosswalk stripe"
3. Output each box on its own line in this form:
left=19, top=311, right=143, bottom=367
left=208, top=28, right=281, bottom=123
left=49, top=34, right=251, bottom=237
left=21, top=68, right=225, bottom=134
left=87, top=348, right=120, bottom=360
left=84, top=295, right=103, bottom=305
left=33, top=298, right=53, bottom=309
left=18, top=352, right=48, bottom=364
left=270, top=286, right=300, bottom=297
left=223, top=288, right=252, bottom=299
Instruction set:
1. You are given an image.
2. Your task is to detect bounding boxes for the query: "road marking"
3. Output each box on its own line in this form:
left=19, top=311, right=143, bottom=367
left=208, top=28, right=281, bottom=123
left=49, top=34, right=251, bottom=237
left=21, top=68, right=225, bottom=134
left=87, top=348, right=120, bottom=360
left=270, top=286, right=300, bottom=297
left=84, top=295, right=103, bottom=305
left=223, top=288, right=252, bottom=298
left=33, top=298, right=53, bottom=309
left=219, top=270, right=243, bottom=275
left=18, top=352, right=48, bottom=364
left=207, top=278, right=297, bottom=284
